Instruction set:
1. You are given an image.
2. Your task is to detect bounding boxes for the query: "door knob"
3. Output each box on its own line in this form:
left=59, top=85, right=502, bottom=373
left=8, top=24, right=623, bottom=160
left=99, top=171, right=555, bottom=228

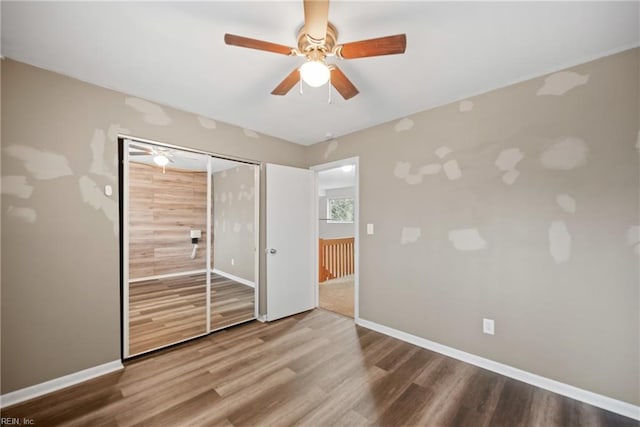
left=268, top=248, right=277, bottom=254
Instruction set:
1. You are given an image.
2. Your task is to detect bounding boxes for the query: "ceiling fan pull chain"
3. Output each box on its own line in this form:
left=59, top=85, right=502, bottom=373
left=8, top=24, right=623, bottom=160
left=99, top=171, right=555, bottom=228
left=328, top=78, right=332, bottom=104
left=299, top=76, right=304, bottom=95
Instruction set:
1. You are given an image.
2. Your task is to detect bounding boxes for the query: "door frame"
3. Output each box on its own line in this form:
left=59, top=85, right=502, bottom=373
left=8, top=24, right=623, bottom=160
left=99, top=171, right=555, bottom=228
left=120, top=135, right=260, bottom=358
left=310, top=156, right=360, bottom=321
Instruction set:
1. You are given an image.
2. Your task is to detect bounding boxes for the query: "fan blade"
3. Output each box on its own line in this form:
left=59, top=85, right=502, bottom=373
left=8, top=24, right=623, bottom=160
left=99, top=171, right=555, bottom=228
left=129, top=152, right=151, bottom=156
left=129, top=143, right=152, bottom=152
left=271, top=68, right=301, bottom=96
left=303, top=0, right=329, bottom=44
left=224, top=34, right=295, bottom=56
left=337, top=34, right=406, bottom=59
left=330, top=66, right=359, bottom=100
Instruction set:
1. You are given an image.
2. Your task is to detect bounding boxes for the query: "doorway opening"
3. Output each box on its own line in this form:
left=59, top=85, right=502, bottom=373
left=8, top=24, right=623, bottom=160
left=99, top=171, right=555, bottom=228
left=312, top=158, right=359, bottom=319
left=120, top=137, right=259, bottom=358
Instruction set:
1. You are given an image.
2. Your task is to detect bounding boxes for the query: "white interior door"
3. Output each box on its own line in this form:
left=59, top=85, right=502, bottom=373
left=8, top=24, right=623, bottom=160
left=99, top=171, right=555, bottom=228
left=266, top=163, right=315, bottom=321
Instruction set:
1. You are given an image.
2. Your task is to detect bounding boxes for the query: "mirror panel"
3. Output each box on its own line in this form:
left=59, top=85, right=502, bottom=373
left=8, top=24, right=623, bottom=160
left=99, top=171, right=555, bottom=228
left=210, top=161, right=257, bottom=330
left=124, top=140, right=258, bottom=357
left=127, top=142, right=209, bottom=356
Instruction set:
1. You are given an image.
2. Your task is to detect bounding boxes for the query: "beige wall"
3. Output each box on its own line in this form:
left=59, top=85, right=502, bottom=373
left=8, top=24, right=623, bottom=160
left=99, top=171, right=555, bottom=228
left=212, top=164, right=256, bottom=282
left=307, top=48, right=640, bottom=405
left=0, top=59, right=306, bottom=394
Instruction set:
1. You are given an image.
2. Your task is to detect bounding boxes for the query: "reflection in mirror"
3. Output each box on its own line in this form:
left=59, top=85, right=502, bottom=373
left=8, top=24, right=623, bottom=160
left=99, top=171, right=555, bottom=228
left=210, top=162, right=257, bottom=330
left=125, top=140, right=257, bottom=357
left=127, top=142, right=209, bottom=355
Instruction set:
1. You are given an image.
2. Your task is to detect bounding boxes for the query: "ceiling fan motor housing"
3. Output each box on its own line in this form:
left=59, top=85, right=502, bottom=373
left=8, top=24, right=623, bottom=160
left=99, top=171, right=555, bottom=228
left=297, top=22, right=338, bottom=58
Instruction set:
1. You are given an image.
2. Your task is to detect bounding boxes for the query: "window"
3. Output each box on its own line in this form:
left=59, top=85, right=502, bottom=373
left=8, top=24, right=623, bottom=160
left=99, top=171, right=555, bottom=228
left=327, top=197, right=354, bottom=223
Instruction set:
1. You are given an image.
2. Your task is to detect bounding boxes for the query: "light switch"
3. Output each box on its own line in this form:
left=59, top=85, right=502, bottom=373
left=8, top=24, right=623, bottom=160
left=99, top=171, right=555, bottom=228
left=104, top=185, right=113, bottom=197
left=367, top=223, right=374, bottom=235
left=483, top=318, right=495, bottom=335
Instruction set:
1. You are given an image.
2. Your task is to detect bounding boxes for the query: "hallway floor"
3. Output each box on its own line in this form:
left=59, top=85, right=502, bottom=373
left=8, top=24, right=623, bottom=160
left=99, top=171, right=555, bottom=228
left=319, top=275, right=354, bottom=318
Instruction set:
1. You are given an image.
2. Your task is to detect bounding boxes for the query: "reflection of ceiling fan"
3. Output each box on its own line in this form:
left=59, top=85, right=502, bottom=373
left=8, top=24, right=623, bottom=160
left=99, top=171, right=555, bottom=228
left=224, top=0, right=407, bottom=100
left=129, top=144, right=174, bottom=167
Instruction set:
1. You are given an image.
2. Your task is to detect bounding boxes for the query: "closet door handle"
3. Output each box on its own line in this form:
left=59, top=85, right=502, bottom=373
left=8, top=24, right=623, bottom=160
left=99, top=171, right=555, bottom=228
left=267, top=248, right=277, bottom=254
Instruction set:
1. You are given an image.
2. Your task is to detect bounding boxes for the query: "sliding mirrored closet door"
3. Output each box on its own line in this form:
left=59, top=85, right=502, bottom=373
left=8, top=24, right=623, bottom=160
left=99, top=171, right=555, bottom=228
left=123, top=139, right=258, bottom=358
left=210, top=160, right=258, bottom=331
left=125, top=141, right=209, bottom=356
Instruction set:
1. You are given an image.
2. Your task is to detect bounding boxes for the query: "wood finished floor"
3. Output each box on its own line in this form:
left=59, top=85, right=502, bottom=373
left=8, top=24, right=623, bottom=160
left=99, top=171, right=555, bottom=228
left=211, top=274, right=255, bottom=331
left=129, top=273, right=254, bottom=355
left=3, top=309, right=636, bottom=427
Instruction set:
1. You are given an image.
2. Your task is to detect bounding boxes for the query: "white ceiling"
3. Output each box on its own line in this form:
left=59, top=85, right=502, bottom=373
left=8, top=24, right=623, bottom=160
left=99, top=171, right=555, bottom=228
left=2, top=2, right=638, bottom=145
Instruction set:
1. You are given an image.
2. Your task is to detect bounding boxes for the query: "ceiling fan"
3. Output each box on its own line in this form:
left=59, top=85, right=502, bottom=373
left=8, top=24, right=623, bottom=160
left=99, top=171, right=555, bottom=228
left=224, top=0, right=407, bottom=100
left=129, top=143, right=174, bottom=169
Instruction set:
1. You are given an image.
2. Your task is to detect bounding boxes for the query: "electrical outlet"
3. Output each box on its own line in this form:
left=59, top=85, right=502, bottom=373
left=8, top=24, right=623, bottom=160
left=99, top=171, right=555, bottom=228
left=483, top=318, right=495, bottom=335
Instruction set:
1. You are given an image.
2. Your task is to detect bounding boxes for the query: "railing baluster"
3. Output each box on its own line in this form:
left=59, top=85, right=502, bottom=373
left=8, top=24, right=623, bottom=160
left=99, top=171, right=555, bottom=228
left=318, top=237, right=355, bottom=282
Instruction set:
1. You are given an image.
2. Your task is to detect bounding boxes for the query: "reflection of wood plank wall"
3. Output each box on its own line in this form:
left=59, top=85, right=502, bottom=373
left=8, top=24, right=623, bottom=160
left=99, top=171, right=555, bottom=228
left=129, top=162, right=208, bottom=279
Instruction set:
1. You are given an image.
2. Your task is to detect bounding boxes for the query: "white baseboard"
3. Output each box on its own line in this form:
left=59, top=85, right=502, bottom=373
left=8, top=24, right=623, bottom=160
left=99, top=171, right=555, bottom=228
left=212, top=268, right=255, bottom=288
left=0, top=360, right=123, bottom=408
left=129, top=269, right=207, bottom=283
left=356, top=318, right=640, bottom=421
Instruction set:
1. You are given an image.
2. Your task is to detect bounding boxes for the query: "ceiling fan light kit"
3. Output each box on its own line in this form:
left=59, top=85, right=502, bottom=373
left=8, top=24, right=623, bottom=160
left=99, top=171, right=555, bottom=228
left=153, top=154, right=170, bottom=167
left=224, top=0, right=406, bottom=100
left=129, top=143, right=175, bottom=173
left=300, top=59, right=330, bottom=87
